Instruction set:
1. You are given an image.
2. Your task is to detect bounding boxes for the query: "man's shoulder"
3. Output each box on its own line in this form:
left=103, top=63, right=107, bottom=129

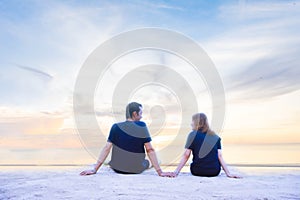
left=134, top=121, right=147, bottom=127
left=121, top=121, right=147, bottom=126
left=114, top=121, right=148, bottom=133
left=116, top=120, right=146, bottom=123
left=115, top=121, right=146, bottom=126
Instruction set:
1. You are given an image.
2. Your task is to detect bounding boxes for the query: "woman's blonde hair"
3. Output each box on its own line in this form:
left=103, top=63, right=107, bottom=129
left=192, top=113, right=215, bottom=135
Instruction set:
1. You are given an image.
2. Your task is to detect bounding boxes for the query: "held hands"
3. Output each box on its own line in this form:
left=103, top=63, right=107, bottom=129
left=165, top=171, right=179, bottom=178
left=79, top=169, right=97, bottom=176
left=159, top=172, right=175, bottom=177
left=157, top=169, right=176, bottom=178
left=168, top=170, right=180, bottom=178
left=158, top=170, right=178, bottom=178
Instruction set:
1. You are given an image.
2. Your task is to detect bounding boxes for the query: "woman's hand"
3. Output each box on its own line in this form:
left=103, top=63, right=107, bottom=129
left=169, top=172, right=178, bottom=178
left=79, top=169, right=96, bottom=176
left=227, top=174, right=242, bottom=179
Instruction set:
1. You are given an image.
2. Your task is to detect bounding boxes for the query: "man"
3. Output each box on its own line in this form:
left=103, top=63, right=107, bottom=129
left=80, top=102, right=169, bottom=176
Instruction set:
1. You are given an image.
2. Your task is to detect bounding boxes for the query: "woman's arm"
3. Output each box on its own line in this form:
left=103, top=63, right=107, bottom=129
left=218, top=149, right=241, bottom=178
left=173, top=149, right=192, bottom=177
left=80, top=142, right=112, bottom=176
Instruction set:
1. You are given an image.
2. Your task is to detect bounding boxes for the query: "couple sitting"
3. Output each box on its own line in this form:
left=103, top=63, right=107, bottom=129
left=80, top=102, right=240, bottom=178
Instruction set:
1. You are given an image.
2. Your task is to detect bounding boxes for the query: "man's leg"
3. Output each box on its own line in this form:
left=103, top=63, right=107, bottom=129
left=112, top=168, right=135, bottom=174
left=142, top=159, right=150, bottom=170
left=109, top=160, right=150, bottom=174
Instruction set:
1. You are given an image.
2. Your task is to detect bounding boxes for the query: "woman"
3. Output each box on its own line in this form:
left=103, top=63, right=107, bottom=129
left=172, top=113, right=240, bottom=178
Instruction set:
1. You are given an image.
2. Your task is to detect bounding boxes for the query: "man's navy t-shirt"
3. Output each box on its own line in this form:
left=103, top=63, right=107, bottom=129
left=108, top=121, right=151, bottom=173
left=185, top=130, right=221, bottom=173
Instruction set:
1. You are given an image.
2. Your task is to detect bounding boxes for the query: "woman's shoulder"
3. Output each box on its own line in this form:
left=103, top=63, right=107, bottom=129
left=210, top=132, right=221, bottom=140
left=188, top=130, right=198, bottom=137
left=200, top=130, right=221, bottom=139
left=186, top=130, right=198, bottom=141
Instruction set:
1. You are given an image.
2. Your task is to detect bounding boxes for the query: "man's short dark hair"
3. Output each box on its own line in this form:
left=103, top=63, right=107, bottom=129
left=126, top=102, right=142, bottom=119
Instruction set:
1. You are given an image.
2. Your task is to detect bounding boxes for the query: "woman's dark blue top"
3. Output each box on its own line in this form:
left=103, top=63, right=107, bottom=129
left=185, top=130, right=221, bottom=176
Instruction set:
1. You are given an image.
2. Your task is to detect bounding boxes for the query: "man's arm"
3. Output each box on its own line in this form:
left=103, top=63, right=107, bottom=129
left=80, top=142, right=112, bottom=176
left=144, top=142, right=164, bottom=176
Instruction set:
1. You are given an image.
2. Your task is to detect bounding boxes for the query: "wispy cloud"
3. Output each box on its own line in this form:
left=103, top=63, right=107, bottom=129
left=219, top=1, right=299, bottom=20
left=137, top=1, right=185, bottom=11
left=0, top=0, right=125, bottom=111
left=204, top=0, right=300, bottom=101
left=15, top=64, right=53, bottom=80
left=229, top=51, right=300, bottom=100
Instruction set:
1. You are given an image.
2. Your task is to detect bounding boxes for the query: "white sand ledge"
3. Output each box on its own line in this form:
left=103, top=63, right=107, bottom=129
left=1, top=166, right=299, bottom=200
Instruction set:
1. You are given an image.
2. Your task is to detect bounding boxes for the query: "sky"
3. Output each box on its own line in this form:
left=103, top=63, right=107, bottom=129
left=0, top=0, right=300, bottom=165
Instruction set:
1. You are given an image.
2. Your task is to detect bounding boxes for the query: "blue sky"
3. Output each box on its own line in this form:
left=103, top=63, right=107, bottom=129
left=1, top=0, right=299, bottom=106
left=0, top=0, right=300, bottom=164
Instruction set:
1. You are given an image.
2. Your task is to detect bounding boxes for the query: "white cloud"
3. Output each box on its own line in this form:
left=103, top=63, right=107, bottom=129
left=0, top=0, right=126, bottom=112
left=203, top=1, right=300, bottom=101
left=219, top=1, right=300, bottom=20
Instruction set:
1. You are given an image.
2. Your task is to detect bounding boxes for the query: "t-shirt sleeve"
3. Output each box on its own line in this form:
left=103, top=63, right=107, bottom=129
left=217, top=138, right=222, bottom=149
left=107, top=124, right=116, bottom=143
left=134, top=121, right=152, bottom=143
left=185, top=132, right=196, bottom=150
left=143, top=124, right=152, bottom=143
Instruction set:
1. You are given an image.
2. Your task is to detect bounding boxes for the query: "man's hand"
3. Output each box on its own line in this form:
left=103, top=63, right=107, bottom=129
left=79, top=169, right=96, bottom=176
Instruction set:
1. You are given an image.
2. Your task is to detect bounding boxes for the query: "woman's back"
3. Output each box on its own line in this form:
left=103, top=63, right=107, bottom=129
left=185, top=130, right=221, bottom=177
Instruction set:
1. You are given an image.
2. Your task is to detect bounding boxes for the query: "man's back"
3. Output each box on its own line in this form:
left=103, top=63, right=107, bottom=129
left=108, top=121, right=151, bottom=173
